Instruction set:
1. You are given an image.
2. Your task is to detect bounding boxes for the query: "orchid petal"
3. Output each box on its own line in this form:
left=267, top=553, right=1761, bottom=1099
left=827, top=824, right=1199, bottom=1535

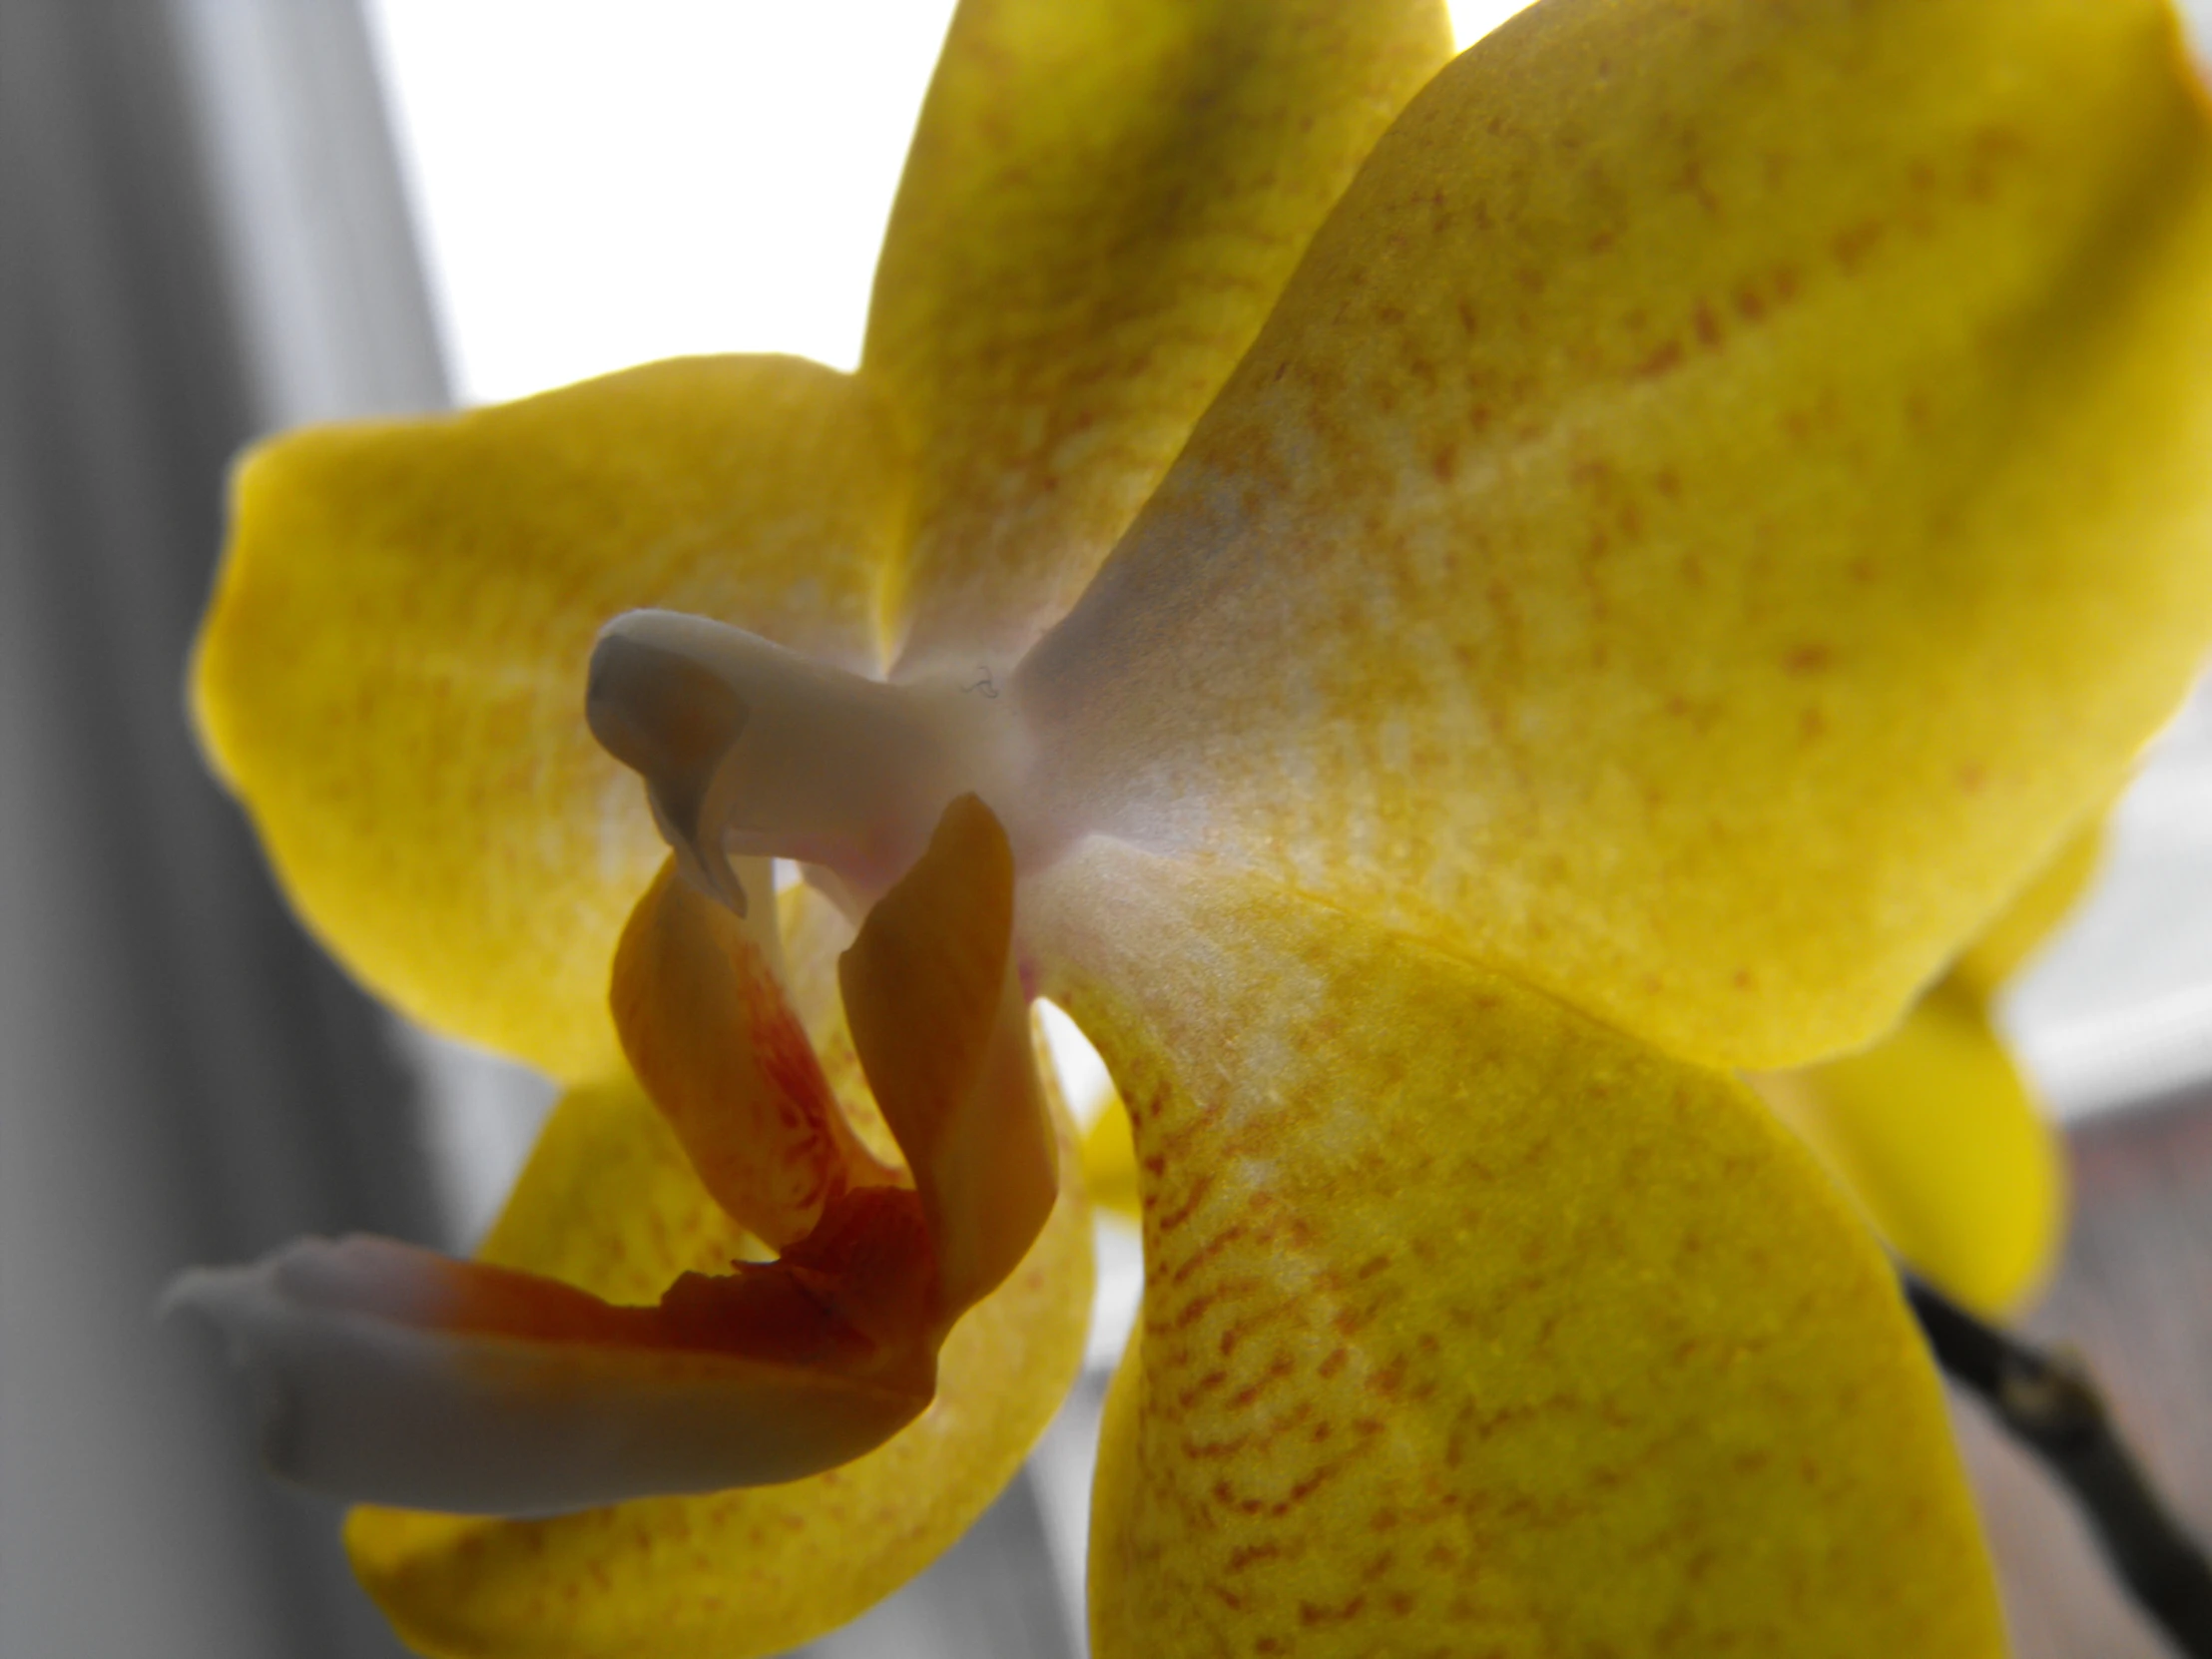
left=1950, top=818, right=2106, bottom=1005
left=1079, top=1091, right=1142, bottom=1224
left=1019, top=0, right=2212, bottom=1070
left=1754, top=982, right=2062, bottom=1316
left=1751, top=823, right=2102, bottom=1312
left=194, top=356, right=906, bottom=1081
left=865, top=0, right=1452, bottom=672
left=1028, top=840, right=2004, bottom=1658
left=344, top=1070, right=1090, bottom=1649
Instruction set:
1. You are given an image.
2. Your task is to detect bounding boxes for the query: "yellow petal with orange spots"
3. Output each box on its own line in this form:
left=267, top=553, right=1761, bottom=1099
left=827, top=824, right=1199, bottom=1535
left=194, top=356, right=908, bottom=1082
left=1753, top=981, right=2064, bottom=1316
left=1020, top=0, right=2212, bottom=1070
left=1028, top=839, right=2003, bottom=1658
left=347, top=1071, right=1093, bottom=1658
left=865, top=0, right=1451, bottom=671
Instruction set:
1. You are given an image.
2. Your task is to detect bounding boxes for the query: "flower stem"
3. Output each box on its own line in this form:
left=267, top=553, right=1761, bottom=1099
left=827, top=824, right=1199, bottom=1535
left=1904, top=1272, right=2212, bottom=1657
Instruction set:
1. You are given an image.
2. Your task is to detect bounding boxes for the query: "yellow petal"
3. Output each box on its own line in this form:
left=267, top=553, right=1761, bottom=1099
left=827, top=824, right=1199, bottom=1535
left=1753, top=981, right=2064, bottom=1316
left=1079, top=1092, right=1142, bottom=1224
left=1020, top=0, right=2212, bottom=1070
left=195, top=356, right=907, bottom=1081
left=864, top=0, right=1451, bottom=671
left=348, top=1077, right=1093, bottom=1658
left=1950, top=816, right=2106, bottom=1006
left=474, top=1074, right=761, bottom=1299
left=1027, top=841, right=2003, bottom=1658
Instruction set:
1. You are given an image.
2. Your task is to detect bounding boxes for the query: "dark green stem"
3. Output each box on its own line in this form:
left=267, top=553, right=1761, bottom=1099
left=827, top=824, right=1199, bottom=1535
left=1904, top=1272, right=2212, bottom=1658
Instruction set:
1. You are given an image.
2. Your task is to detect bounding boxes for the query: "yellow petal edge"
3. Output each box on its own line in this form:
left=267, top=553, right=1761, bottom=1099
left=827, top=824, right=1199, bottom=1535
left=194, top=357, right=907, bottom=1082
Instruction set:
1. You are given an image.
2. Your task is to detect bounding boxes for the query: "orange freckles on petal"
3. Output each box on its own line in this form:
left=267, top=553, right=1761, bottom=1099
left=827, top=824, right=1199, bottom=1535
left=612, top=855, right=894, bottom=1250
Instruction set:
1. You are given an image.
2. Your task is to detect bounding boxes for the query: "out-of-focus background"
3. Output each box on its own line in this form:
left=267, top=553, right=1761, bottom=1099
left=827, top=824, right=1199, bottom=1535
left=4, top=3, right=2212, bottom=1655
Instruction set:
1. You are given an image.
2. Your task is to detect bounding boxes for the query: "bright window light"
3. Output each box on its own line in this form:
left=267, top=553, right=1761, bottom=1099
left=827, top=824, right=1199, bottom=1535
left=365, top=0, right=1534, bottom=405
left=1447, top=0, right=1541, bottom=45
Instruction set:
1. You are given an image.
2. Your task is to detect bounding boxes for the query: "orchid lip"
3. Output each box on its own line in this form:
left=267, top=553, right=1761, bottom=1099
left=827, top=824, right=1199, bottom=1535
left=162, top=795, right=1063, bottom=1518
left=586, top=608, right=1045, bottom=900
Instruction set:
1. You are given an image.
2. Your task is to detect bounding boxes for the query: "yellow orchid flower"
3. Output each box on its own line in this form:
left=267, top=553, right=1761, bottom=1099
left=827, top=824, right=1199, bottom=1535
left=171, top=0, right=2212, bottom=1654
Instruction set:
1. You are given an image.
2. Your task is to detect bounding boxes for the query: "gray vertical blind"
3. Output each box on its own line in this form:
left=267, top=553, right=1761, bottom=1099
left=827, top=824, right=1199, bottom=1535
left=0, top=3, right=441, bottom=1655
